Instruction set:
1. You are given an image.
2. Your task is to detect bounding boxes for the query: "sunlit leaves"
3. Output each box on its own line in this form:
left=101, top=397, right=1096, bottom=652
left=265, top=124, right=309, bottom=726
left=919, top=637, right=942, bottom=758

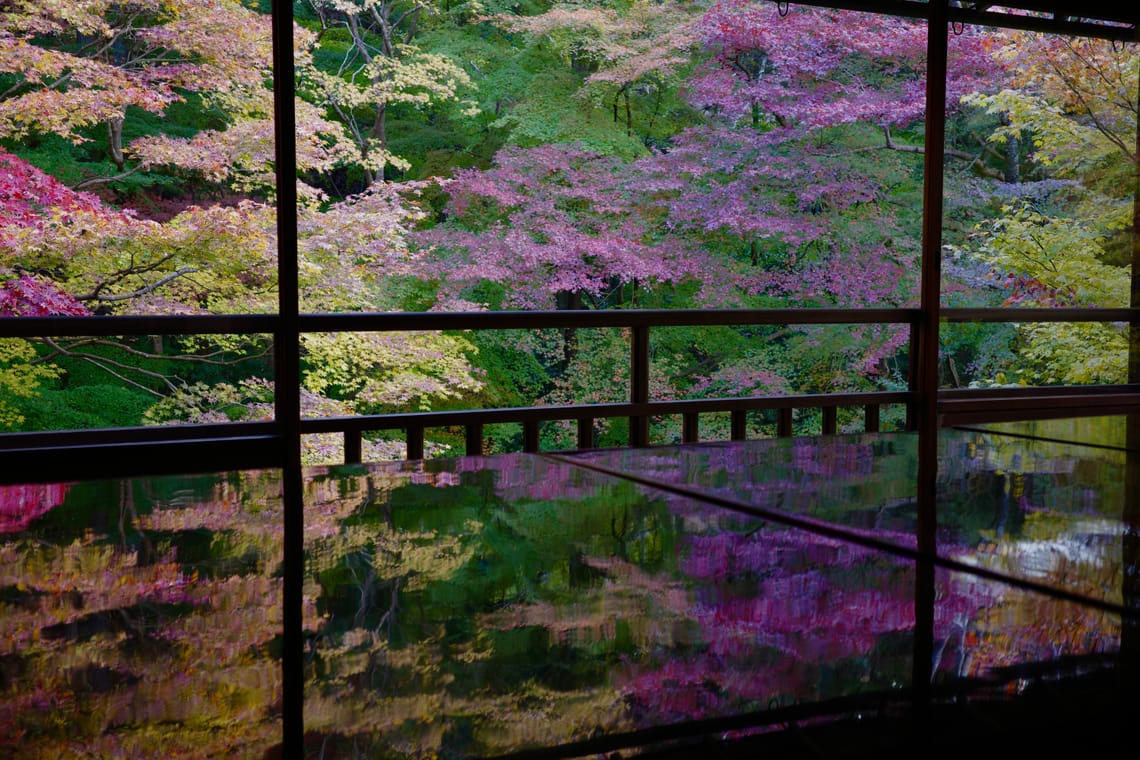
left=0, top=339, right=62, bottom=427
left=300, top=0, right=476, bottom=184
left=301, top=330, right=484, bottom=412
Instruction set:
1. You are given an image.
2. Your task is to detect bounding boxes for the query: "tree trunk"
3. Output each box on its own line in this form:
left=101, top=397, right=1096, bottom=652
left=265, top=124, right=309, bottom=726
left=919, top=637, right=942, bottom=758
left=1000, top=114, right=1019, bottom=183
left=364, top=103, right=388, bottom=186
left=107, top=117, right=125, bottom=170
left=557, top=290, right=583, bottom=374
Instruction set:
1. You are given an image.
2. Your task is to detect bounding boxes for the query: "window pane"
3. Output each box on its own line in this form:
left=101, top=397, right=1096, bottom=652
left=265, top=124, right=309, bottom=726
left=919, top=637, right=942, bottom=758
left=941, top=26, right=1138, bottom=388
left=0, top=332, right=274, bottom=433
left=1, top=469, right=284, bottom=755
left=283, top=3, right=933, bottom=449
left=1, top=2, right=285, bottom=432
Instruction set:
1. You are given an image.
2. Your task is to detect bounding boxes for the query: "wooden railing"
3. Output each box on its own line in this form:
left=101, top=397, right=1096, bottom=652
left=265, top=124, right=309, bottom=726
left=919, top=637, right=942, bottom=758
left=2, top=306, right=1138, bottom=483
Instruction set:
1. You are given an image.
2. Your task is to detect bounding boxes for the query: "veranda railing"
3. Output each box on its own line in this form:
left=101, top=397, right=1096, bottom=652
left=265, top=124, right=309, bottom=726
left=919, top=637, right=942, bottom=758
left=2, top=306, right=1137, bottom=484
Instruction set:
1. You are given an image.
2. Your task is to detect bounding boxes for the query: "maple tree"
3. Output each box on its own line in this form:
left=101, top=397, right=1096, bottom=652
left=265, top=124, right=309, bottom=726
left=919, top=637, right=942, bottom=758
left=0, top=0, right=357, bottom=196
left=299, top=0, right=477, bottom=187
left=953, top=34, right=1138, bottom=385
left=414, top=141, right=708, bottom=309
left=692, top=1, right=1001, bottom=140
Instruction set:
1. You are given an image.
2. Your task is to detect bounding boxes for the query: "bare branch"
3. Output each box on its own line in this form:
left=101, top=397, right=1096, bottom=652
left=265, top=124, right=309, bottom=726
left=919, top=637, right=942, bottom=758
left=72, top=165, right=143, bottom=191
left=76, top=267, right=202, bottom=304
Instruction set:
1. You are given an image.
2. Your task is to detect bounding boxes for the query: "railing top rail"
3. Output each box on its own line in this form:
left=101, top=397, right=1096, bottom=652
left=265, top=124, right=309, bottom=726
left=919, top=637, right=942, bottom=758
left=10, top=306, right=1140, bottom=337
left=941, top=307, right=1140, bottom=323
left=298, top=308, right=920, bottom=331
left=298, top=391, right=913, bottom=434
left=0, top=314, right=281, bottom=338
left=0, top=308, right=920, bottom=338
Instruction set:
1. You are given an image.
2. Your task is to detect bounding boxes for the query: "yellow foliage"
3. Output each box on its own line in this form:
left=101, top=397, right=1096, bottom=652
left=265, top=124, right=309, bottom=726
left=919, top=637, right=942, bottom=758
left=0, top=338, right=61, bottom=428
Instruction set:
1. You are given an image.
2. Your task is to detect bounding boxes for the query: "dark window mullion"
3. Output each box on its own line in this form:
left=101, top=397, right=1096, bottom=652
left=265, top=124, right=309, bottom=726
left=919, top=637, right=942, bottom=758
left=914, top=0, right=950, bottom=723
left=269, top=1, right=303, bottom=757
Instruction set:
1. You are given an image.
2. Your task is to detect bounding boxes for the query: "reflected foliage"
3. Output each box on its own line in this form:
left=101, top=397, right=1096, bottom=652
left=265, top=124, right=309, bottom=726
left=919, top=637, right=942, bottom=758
left=0, top=427, right=1129, bottom=756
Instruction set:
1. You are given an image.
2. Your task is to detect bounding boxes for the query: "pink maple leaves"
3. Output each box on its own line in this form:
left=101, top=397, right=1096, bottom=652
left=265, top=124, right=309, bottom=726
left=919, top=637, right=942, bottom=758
left=0, top=276, right=88, bottom=317
left=416, top=143, right=706, bottom=308
left=0, top=149, right=102, bottom=316
left=692, top=0, right=1002, bottom=129
left=0, top=149, right=107, bottom=226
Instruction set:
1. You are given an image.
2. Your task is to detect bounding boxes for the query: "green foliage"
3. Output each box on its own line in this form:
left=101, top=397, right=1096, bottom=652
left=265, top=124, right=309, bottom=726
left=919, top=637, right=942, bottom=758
left=973, top=204, right=1129, bottom=307
left=14, top=383, right=156, bottom=430
left=938, top=322, right=1019, bottom=389
left=492, top=69, right=649, bottom=158
left=954, top=202, right=1131, bottom=385
left=0, top=338, right=62, bottom=428
left=6, top=134, right=179, bottom=200
left=461, top=331, right=552, bottom=408
left=300, top=330, right=484, bottom=413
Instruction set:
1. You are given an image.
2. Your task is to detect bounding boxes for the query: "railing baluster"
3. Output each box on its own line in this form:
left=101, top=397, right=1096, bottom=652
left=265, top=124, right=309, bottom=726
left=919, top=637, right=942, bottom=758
left=865, top=404, right=880, bottom=433
left=682, top=412, right=699, bottom=443
left=523, top=420, right=540, bottom=453
left=577, top=418, right=595, bottom=450
left=406, top=425, right=424, bottom=461
left=730, top=410, right=747, bottom=441
left=630, top=324, right=650, bottom=447
left=344, top=430, right=362, bottom=464
left=465, top=423, right=483, bottom=457
left=821, top=407, right=837, bottom=435
left=778, top=408, right=793, bottom=438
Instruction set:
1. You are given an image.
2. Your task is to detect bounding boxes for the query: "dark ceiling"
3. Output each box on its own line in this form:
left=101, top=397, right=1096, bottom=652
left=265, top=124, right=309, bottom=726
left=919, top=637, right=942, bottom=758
left=793, top=0, right=1138, bottom=40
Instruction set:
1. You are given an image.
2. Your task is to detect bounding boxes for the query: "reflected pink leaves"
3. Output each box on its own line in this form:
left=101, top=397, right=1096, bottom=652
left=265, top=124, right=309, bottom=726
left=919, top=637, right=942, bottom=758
left=0, top=482, right=70, bottom=533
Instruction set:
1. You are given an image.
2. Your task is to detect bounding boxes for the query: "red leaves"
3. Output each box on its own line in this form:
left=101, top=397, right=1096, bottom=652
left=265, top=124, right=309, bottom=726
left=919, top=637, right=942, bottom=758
left=0, top=149, right=107, bottom=225
left=0, top=275, right=90, bottom=317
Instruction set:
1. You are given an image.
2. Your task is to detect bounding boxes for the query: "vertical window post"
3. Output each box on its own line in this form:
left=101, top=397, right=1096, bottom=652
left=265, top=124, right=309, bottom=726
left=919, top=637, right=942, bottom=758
left=915, top=0, right=950, bottom=724
left=270, top=1, right=303, bottom=755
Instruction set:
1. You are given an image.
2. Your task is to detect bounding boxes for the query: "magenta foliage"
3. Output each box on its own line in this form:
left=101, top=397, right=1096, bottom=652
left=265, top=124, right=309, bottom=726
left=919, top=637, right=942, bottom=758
left=1, top=149, right=103, bottom=316
left=691, top=1, right=1002, bottom=128
left=0, top=149, right=112, bottom=241
left=419, top=126, right=918, bottom=316
left=0, top=275, right=89, bottom=317
left=635, top=125, right=917, bottom=306
left=414, top=143, right=709, bottom=308
left=617, top=514, right=1013, bottom=724
left=0, top=482, right=71, bottom=533
left=615, top=524, right=916, bottom=723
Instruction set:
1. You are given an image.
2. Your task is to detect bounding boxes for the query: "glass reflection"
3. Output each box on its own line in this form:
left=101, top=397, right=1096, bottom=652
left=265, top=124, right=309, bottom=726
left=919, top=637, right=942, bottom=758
left=302, top=455, right=915, bottom=756
left=0, top=472, right=283, bottom=757
left=2, top=424, right=1132, bottom=757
